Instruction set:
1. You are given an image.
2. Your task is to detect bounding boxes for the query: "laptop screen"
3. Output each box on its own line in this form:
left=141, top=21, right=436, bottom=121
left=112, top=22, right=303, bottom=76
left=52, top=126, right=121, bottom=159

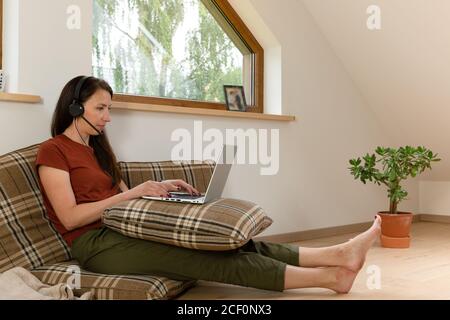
left=202, top=145, right=237, bottom=202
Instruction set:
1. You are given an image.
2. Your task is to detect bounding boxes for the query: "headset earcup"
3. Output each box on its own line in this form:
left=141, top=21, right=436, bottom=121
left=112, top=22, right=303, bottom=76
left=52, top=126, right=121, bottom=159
left=69, top=102, right=84, bottom=117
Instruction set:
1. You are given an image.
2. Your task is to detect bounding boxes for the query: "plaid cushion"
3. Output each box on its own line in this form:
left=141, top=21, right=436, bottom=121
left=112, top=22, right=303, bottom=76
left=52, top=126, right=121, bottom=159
left=119, top=160, right=215, bottom=193
left=0, top=145, right=220, bottom=299
left=102, top=198, right=273, bottom=251
left=0, top=145, right=71, bottom=272
left=31, top=261, right=195, bottom=300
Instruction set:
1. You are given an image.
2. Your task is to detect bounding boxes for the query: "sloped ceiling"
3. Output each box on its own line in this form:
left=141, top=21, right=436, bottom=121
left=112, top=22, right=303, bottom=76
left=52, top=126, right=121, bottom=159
left=301, top=0, right=450, bottom=180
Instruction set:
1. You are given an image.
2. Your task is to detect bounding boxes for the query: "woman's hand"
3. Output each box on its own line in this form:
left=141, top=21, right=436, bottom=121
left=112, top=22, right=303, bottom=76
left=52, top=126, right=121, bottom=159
left=125, top=180, right=172, bottom=199
left=160, top=179, right=200, bottom=196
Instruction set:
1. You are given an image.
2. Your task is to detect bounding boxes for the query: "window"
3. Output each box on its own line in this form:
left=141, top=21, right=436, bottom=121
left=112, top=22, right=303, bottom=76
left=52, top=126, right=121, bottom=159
left=92, top=0, right=264, bottom=113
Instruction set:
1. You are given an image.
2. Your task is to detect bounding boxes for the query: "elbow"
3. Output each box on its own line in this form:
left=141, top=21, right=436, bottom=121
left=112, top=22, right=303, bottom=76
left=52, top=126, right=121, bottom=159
left=57, top=212, right=77, bottom=231
left=61, top=220, right=77, bottom=231
left=63, top=223, right=77, bottom=232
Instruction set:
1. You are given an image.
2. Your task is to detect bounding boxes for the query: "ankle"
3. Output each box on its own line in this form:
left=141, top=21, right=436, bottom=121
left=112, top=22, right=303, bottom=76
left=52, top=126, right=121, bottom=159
left=329, top=267, right=357, bottom=294
left=327, top=267, right=340, bottom=287
left=334, top=243, right=347, bottom=258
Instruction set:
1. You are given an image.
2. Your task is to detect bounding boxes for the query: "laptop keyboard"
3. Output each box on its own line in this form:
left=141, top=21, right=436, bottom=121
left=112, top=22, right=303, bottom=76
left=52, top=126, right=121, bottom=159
left=168, top=193, right=203, bottom=200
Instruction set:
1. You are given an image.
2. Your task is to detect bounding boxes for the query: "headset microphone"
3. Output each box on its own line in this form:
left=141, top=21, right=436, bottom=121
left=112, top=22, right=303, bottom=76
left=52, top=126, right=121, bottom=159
left=81, top=115, right=103, bottom=135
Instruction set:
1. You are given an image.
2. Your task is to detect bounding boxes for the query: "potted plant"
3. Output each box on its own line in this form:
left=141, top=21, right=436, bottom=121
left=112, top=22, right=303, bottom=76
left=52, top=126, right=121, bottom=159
left=349, top=146, right=440, bottom=248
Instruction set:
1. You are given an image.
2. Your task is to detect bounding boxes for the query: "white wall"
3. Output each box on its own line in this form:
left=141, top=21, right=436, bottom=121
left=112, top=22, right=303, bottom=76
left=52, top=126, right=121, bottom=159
left=300, top=0, right=450, bottom=179
left=0, top=0, right=417, bottom=236
left=1, top=0, right=92, bottom=152
left=420, top=182, right=450, bottom=216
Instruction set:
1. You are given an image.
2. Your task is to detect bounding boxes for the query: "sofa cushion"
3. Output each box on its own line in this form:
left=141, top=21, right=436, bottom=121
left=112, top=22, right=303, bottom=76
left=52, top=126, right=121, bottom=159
left=102, top=198, right=273, bottom=251
left=0, top=145, right=71, bottom=273
left=119, top=160, right=215, bottom=193
left=31, top=261, right=195, bottom=300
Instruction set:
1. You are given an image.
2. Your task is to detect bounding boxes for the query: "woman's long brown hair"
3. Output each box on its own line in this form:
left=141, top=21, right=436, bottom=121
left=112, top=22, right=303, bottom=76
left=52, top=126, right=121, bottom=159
left=51, top=76, right=122, bottom=187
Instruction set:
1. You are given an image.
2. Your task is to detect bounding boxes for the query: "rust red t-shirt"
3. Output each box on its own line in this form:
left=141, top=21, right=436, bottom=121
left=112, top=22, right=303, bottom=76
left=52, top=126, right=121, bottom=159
left=35, top=134, right=120, bottom=247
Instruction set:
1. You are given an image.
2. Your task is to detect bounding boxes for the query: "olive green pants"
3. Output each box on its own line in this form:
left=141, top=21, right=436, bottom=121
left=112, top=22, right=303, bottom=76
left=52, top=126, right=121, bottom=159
left=71, top=226, right=299, bottom=292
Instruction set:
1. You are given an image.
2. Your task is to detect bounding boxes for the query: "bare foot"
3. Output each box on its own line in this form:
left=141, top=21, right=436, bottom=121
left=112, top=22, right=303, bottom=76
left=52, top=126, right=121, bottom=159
left=337, top=215, right=381, bottom=272
left=327, top=267, right=358, bottom=294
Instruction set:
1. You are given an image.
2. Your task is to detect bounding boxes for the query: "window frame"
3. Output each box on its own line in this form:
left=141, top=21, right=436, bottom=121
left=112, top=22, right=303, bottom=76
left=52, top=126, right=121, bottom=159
left=108, top=0, right=264, bottom=114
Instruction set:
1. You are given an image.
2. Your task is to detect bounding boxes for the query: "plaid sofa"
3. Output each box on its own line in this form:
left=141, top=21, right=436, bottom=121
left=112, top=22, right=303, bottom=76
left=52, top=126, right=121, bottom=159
left=0, top=143, right=215, bottom=299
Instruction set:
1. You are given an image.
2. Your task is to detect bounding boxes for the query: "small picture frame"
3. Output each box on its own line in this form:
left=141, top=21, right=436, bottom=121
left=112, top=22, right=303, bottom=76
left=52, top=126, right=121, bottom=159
left=0, top=70, right=4, bottom=92
left=224, top=85, right=247, bottom=112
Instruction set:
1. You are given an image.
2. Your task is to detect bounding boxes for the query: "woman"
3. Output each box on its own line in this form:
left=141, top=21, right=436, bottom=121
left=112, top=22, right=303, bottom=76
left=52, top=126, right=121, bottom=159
left=36, top=75, right=381, bottom=293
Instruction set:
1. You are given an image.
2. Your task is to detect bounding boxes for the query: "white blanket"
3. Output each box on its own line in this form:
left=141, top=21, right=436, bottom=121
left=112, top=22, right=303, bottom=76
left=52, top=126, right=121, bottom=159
left=0, top=267, right=92, bottom=300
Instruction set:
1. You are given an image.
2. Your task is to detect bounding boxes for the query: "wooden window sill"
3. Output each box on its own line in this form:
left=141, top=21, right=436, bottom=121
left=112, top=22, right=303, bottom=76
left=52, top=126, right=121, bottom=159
left=0, top=92, right=42, bottom=104
left=112, top=101, right=296, bottom=122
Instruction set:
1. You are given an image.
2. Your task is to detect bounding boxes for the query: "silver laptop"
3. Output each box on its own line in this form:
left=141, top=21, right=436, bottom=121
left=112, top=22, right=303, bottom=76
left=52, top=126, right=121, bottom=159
left=142, top=145, right=237, bottom=204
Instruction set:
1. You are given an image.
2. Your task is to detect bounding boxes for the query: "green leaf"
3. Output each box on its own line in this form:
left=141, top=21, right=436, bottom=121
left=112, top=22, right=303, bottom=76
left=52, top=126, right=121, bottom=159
left=348, top=145, right=440, bottom=208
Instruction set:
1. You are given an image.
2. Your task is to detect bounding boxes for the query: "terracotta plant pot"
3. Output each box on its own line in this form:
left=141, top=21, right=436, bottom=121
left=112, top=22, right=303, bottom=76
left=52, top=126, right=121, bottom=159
left=378, top=211, right=413, bottom=248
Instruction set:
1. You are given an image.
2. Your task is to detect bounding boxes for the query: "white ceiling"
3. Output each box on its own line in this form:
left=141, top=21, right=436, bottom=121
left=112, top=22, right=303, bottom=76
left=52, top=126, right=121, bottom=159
left=301, top=0, right=450, bottom=180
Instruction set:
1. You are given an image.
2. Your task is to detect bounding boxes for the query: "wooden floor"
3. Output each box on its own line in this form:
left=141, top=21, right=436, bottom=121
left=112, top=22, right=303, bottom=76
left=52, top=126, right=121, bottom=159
left=176, top=221, right=450, bottom=300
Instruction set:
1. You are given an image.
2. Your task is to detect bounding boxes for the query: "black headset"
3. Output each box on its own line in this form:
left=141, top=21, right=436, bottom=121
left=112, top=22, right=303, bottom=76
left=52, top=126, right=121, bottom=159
left=68, top=76, right=90, bottom=118
left=68, top=76, right=103, bottom=135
